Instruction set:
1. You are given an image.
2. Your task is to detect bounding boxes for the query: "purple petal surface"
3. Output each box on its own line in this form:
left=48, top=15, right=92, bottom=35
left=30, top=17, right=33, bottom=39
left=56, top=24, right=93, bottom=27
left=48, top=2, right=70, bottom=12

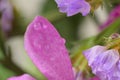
left=24, top=16, right=74, bottom=80
left=55, top=0, right=90, bottom=16
left=83, top=45, right=105, bottom=66
left=94, top=49, right=119, bottom=72
left=7, top=74, right=36, bottom=80
left=83, top=45, right=120, bottom=80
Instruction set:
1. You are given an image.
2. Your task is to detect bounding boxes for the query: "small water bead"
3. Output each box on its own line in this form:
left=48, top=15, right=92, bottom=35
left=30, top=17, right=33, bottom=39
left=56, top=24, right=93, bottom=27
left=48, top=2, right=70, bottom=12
left=50, top=57, right=55, bottom=61
left=38, top=35, right=44, bottom=40
left=45, top=45, right=50, bottom=50
left=43, top=24, right=47, bottom=29
left=33, top=39, right=42, bottom=49
left=54, top=38, right=66, bottom=44
left=61, top=38, right=66, bottom=43
left=34, top=23, right=41, bottom=30
left=34, top=22, right=48, bottom=30
left=38, top=22, right=48, bottom=29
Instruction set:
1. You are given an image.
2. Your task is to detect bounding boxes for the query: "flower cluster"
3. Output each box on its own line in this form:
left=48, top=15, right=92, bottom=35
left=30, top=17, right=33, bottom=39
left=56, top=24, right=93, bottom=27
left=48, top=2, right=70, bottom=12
left=55, top=0, right=90, bottom=16
left=83, top=45, right=120, bottom=80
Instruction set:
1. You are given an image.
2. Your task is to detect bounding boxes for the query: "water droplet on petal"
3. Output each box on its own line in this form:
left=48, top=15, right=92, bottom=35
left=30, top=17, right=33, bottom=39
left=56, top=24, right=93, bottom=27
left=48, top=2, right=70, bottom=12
left=62, top=38, right=66, bottom=43
left=43, top=24, right=47, bottom=29
left=45, top=45, right=50, bottom=50
left=34, top=23, right=41, bottom=30
left=33, top=39, right=42, bottom=49
left=34, top=24, right=38, bottom=30
left=50, top=58, right=55, bottom=61
left=38, top=45, right=42, bottom=49
left=34, top=22, right=48, bottom=30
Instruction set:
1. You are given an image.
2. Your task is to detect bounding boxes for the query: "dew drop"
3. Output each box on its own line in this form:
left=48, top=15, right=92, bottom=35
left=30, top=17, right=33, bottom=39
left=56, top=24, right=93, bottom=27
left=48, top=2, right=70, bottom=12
left=50, top=58, right=55, bottom=61
left=45, top=45, right=50, bottom=50
left=62, top=38, right=66, bottom=43
left=39, top=21, right=47, bottom=29
left=34, top=23, right=41, bottom=30
left=34, top=24, right=38, bottom=30
left=43, top=24, right=47, bottom=29
left=33, top=39, right=42, bottom=49
left=38, top=45, right=42, bottom=49
left=34, top=22, right=48, bottom=30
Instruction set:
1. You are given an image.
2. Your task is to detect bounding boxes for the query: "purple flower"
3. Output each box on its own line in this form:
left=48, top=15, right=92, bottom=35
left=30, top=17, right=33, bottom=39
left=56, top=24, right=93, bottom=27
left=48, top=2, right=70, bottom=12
left=83, top=45, right=120, bottom=80
left=100, top=5, right=120, bottom=30
left=0, top=0, right=13, bottom=32
left=8, top=16, right=75, bottom=80
left=55, top=0, right=90, bottom=16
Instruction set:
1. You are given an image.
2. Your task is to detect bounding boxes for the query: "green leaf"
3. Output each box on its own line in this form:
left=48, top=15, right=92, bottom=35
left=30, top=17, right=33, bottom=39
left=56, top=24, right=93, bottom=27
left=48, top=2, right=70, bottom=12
left=0, top=64, right=16, bottom=80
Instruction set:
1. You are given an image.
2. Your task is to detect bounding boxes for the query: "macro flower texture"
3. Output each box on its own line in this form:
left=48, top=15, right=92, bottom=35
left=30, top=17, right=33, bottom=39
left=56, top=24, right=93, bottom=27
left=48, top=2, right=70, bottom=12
left=7, top=16, right=100, bottom=80
left=83, top=43, right=120, bottom=80
left=55, top=0, right=91, bottom=16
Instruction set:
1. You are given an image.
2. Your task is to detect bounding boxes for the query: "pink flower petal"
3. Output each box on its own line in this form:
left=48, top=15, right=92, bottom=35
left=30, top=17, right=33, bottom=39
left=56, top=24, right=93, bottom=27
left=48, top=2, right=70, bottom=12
left=7, top=74, right=36, bottom=80
left=90, top=76, right=100, bottom=80
left=24, top=16, right=74, bottom=80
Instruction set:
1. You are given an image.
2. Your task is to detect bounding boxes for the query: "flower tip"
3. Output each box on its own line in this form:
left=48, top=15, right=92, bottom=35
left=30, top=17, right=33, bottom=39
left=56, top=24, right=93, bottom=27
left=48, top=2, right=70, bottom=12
left=33, top=16, right=47, bottom=22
